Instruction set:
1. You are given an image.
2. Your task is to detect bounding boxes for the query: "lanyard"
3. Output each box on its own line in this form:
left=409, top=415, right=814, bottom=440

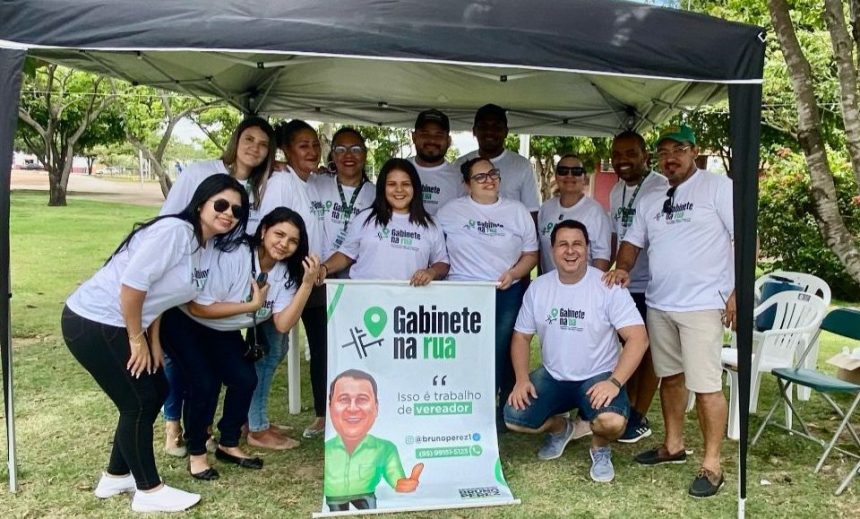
left=621, top=171, right=650, bottom=213
left=336, top=178, right=365, bottom=230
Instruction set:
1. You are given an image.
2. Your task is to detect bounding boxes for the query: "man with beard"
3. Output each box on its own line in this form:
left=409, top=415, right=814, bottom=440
left=607, top=131, right=668, bottom=444
left=408, top=109, right=466, bottom=215
left=603, top=125, right=735, bottom=498
left=455, top=104, right=541, bottom=217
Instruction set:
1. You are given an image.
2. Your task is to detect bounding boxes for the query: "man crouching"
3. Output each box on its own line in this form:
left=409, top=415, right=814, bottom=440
left=504, top=219, right=648, bottom=482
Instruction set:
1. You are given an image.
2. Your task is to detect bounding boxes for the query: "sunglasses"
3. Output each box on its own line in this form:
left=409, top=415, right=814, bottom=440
left=470, top=169, right=501, bottom=184
left=332, top=144, right=366, bottom=155
left=556, top=166, right=586, bottom=176
left=662, top=187, right=677, bottom=216
left=211, top=198, right=245, bottom=219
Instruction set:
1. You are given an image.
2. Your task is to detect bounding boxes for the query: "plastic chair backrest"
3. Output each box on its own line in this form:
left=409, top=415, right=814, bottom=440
left=755, top=292, right=827, bottom=368
left=819, top=307, right=860, bottom=342
left=768, top=270, right=832, bottom=307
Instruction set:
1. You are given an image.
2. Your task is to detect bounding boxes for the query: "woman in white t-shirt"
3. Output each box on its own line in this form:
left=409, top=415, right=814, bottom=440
left=302, top=127, right=375, bottom=438
left=436, top=157, right=539, bottom=428
left=321, top=158, right=449, bottom=284
left=61, top=174, right=249, bottom=512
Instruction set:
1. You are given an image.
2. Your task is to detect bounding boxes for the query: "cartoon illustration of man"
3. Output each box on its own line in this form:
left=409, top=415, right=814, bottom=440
left=324, top=369, right=424, bottom=511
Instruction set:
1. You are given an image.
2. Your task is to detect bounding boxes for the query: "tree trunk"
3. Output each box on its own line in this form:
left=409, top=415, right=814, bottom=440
left=47, top=167, right=67, bottom=206
left=769, top=0, right=860, bottom=284
left=127, top=134, right=172, bottom=199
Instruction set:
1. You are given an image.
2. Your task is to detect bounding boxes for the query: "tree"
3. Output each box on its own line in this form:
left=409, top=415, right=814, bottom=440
left=123, top=87, right=218, bottom=197
left=17, top=62, right=125, bottom=205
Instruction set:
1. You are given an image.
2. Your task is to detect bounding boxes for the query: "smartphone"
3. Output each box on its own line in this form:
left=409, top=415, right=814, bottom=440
left=256, top=272, right=268, bottom=288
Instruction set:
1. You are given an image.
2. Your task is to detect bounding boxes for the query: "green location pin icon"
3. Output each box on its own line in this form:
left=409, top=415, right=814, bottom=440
left=364, top=307, right=388, bottom=337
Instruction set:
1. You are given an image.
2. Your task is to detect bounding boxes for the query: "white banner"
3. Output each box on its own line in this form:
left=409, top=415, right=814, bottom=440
left=316, top=281, right=518, bottom=516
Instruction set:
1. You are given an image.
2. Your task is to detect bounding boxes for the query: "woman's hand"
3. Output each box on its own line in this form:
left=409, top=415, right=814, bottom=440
left=410, top=268, right=434, bottom=287
left=303, top=255, right=321, bottom=286
left=497, top=270, right=515, bottom=290
left=249, top=276, right=270, bottom=310
left=149, top=334, right=165, bottom=372
left=127, top=332, right=151, bottom=378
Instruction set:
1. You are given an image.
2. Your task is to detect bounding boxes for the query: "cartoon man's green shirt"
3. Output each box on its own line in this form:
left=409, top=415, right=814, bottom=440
left=324, top=434, right=406, bottom=498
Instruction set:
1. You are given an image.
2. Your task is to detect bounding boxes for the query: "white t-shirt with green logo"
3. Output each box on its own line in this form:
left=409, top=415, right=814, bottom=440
left=608, top=171, right=669, bottom=293
left=257, top=168, right=324, bottom=256
left=308, top=174, right=376, bottom=262
left=454, top=149, right=540, bottom=212
left=515, top=267, right=643, bottom=382
left=537, top=195, right=612, bottom=274
left=623, top=169, right=733, bottom=312
left=185, top=243, right=297, bottom=331
left=436, top=196, right=538, bottom=282
left=338, top=211, right=449, bottom=280
left=67, top=218, right=213, bottom=329
left=407, top=158, right=466, bottom=216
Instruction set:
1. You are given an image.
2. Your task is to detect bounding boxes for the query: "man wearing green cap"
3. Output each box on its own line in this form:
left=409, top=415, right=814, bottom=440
left=603, top=124, right=735, bottom=498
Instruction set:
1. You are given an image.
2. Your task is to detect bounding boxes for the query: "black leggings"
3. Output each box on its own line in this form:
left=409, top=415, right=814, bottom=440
left=303, top=297, right=328, bottom=418
left=61, top=305, right=166, bottom=491
left=159, top=307, right=257, bottom=456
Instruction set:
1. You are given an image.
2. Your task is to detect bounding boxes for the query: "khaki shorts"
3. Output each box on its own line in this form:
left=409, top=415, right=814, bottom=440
left=647, top=308, right=724, bottom=393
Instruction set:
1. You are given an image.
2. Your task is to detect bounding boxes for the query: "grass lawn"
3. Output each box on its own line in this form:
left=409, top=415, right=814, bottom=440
left=1, top=191, right=858, bottom=517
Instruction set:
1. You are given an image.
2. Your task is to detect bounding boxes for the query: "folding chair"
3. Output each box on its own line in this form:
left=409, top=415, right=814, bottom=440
left=751, top=307, right=860, bottom=495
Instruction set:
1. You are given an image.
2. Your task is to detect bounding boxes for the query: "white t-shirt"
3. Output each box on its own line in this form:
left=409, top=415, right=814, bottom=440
left=338, top=211, right=449, bottom=280
left=623, top=169, right=734, bottom=312
left=454, top=150, right=540, bottom=212
left=407, top=158, right=466, bottom=216
left=537, top=195, right=612, bottom=274
left=257, top=167, right=324, bottom=255
left=159, top=159, right=261, bottom=231
left=308, top=174, right=376, bottom=263
left=66, top=218, right=213, bottom=328
left=608, top=171, right=668, bottom=293
left=186, top=243, right=297, bottom=331
left=436, top=196, right=538, bottom=282
left=515, top=268, right=643, bottom=382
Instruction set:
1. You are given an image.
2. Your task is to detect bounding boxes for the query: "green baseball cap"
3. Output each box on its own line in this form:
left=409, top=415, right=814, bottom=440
left=656, top=124, right=696, bottom=146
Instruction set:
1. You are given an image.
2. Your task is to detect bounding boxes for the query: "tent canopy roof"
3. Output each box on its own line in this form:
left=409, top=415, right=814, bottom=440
left=0, top=0, right=764, bottom=136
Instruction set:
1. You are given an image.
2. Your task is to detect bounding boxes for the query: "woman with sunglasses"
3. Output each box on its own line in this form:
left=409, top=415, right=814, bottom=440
left=321, top=158, right=449, bottom=284
left=300, top=127, right=376, bottom=438
left=537, top=155, right=612, bottom=274
left=61, top=174, right=249, bottom=512
left=158, top=117, right=276, bottom=455
left=436, top=157, right=538, bottom=430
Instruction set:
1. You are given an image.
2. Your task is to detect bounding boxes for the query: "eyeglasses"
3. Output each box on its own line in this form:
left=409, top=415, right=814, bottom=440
left=211, top=198, right=245, bottom=219
left=470, top=169, right=501, bottom=183
left=654, top=145, right=692, bottom=160
left=662, top=187, right=677, bottom=216
left=556, top=166, right=586, bottom=177
left=332, top=144, right=366, bottom=155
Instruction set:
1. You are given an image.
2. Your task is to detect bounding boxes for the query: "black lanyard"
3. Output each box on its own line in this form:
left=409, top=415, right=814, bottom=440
left=619, top=171, right=650, bottom=229
left=336, top=178, right=365, bottom=230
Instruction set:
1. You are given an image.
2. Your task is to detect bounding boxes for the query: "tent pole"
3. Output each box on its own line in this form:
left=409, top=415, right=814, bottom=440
left=0, top=48, right=25, bottom=493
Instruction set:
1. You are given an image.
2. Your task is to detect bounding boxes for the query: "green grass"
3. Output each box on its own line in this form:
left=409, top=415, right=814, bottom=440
left=1, top=191, right=858, bottom=517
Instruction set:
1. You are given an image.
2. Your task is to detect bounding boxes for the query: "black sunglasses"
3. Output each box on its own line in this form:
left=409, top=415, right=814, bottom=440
left=212, top=198, right=245, bottom=219
left=662, top=187, right=677, bottom=216
left=556, top=166, right=586, bottom=176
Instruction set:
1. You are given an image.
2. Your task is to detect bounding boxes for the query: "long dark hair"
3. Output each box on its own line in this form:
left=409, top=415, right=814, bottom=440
left=109, top=175, right=250, bottom=262
left=252, top=207, right=309, bottom=289
left=364, top=158, right=433, bottom=228
left=331, top=126, right=370, bottom=183
left=221, top=116, right=275, bottom=211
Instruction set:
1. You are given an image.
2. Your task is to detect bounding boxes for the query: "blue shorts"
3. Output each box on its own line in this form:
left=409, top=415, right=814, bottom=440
left=503, top=366, right=630, bottom=430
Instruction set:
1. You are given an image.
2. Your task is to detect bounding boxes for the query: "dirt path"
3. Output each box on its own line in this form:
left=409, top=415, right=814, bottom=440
left=11, top=169, right=165, bottom=207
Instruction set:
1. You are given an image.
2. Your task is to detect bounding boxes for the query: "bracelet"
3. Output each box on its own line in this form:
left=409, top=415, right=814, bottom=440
left=608, top=376, right=623, bottom=389
left=129, top=330, right=145, bottom=341
left=320, top=264, right=329, bottom=276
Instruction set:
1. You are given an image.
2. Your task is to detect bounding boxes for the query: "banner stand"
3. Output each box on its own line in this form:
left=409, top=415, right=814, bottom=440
left=312, top=498, right=522, bottom=518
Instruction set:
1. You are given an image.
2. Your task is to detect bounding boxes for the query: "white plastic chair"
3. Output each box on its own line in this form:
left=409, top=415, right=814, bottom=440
left=722, top=291, right=827, bottom=440
left=754, top=271, right=831, bottom=402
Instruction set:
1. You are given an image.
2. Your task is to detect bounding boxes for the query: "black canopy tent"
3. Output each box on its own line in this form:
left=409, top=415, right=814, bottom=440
left=0, top=0, right=764, bottom=514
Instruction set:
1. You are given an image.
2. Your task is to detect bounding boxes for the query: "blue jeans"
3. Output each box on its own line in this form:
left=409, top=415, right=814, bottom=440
left=247, top=319, right=289, bottom=432
left=496, top=282, right=526, bottom=418
left=161, top=352, right=184, bottom=422
left=504, top=367, right=630, bottom=429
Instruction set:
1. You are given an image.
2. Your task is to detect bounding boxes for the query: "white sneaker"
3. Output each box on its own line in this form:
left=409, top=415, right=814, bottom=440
left=131, top=484, right=201, bottom=513
left=94, top=472, right=136, bottom=498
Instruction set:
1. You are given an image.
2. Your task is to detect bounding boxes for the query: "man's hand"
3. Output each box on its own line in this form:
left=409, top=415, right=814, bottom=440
left=395, top=463, right=424, bottom=492
left=497, top=270, right=515, bottom=290
left=507, top=380, right=538, bottom=410
left=723, top=290, right=737, bottom=331
left=601, top=268, right=630, bottom=288
left=410, top=268, right=434, bottom=287
left=586, top=380, right=620, bottom=410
